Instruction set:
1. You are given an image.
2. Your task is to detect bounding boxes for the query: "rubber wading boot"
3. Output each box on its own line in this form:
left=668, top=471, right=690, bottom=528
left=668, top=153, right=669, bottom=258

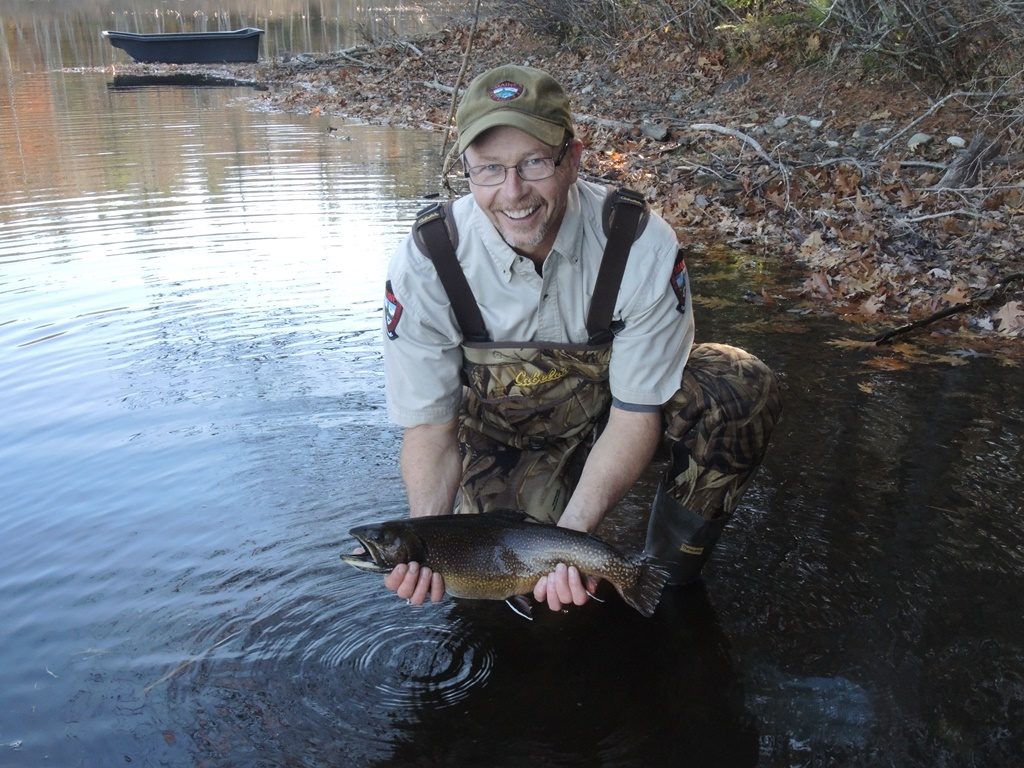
left=643, top=483, right=727, bottom=586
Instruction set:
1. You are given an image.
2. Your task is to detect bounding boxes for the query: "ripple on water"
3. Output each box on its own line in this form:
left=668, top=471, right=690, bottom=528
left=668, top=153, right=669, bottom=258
left=315, top=620, right=495, bottom=710
left=158, top=576, right=495, bottom=763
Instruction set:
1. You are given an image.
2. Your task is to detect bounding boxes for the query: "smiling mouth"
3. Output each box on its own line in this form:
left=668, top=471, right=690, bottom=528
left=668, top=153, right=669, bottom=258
left=501, top=205, right=540, bottom=222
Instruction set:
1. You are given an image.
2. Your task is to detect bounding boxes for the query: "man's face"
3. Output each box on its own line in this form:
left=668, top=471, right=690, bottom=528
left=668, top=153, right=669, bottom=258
left=463, top=125, right=581, bottom=260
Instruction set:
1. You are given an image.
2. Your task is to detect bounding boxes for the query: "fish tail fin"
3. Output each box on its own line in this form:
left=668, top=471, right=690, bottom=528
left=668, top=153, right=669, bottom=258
left=619, top=557, right=673, bottom=617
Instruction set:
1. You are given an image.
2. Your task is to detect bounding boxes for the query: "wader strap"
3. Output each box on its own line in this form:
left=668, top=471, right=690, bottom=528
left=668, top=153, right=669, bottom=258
left=414, top=202, right=491, bottom=343
left=585, top=187, right=648, bottom=344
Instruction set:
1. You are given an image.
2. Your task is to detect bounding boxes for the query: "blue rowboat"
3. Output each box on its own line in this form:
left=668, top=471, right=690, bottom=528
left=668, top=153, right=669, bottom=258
left=102, top=28, right=263, bottom=64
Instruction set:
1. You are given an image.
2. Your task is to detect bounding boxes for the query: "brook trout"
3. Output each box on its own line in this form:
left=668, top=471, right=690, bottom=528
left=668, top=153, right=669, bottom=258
left=341, top=513, right=671, bottom=617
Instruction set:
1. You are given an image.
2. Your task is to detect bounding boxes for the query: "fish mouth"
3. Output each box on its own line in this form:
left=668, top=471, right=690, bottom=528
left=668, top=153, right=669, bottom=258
left=340, top=534, right=391, bottom=573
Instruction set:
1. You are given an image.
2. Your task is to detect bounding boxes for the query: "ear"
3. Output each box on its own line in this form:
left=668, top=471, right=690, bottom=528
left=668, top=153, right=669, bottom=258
left=566, top=138, right=584, bottom=181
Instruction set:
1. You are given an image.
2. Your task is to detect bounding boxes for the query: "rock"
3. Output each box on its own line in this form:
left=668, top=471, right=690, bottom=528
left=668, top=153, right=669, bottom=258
left=907, top=132, right=933, bottom=150
left=714, top=72, right=750, bottom=95
left=853, top=122, right=877, bottom=139
left=773, top=115, right=791, bottom=129
left=797, top=115, right=824, bottom=129
left=641, top=121, right=669, bottom=141
left=947, top=135, right=967, bottom=148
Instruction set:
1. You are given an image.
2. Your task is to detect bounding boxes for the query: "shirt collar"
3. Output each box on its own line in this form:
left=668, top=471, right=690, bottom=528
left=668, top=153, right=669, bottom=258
left=548, top=182, right=583, bottom=266
left=470, top=201, right=518, bottom=281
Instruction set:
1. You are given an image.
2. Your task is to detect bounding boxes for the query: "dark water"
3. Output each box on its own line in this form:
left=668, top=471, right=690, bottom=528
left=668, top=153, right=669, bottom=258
left=3, top=10, right=1024, bottom=768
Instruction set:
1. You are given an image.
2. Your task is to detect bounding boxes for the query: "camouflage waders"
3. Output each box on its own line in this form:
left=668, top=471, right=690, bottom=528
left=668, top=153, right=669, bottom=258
left=454, top=341, right=782, bottom=584
left=455, top=342, right=613, bottom=524
left=645, top=342, right=782, bottom=584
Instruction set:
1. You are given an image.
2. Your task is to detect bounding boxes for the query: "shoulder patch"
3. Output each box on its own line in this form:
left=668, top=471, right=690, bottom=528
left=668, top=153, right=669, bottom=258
left=670, top=253, right=688, bottom=314
left=385, top=280, right=403, bottom=339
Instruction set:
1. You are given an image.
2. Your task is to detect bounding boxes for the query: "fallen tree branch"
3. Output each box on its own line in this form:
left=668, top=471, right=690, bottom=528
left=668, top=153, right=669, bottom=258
left=873, top=272, right=1024, bottom=344
left=689, top=122, right=789, bottom=176
left=930, top=133, right=1002, bottom=190
left=897, top=208, right=985, bottom=223
left=574, top=112, right=637, bottom=132
left=422, top=80, right=456, bottom=95
left=393, top=40, right=423, bottom=57
left=335, top=51, right=376, bottom=68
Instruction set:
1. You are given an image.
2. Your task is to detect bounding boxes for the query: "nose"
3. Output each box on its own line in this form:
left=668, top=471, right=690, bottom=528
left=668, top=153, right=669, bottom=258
left=499, top=166, right=527, bottom=196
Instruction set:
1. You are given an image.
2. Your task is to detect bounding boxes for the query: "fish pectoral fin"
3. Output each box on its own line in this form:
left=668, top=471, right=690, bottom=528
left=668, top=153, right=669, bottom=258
left=585, top=587, right=605, bottom=604
left=505, top=595, right=534, bottom=621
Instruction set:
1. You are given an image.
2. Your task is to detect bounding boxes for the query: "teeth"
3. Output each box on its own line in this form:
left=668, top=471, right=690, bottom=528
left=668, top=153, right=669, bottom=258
left=503, top=206, right=537, bottom=220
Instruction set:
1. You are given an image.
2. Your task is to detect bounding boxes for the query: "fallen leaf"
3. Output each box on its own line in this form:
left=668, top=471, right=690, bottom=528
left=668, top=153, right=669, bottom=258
left=860, top=295, right=885, bottom=315
left=826, top=337, right=877, bottom=350
left=993, top=301, right=1024, bottom=336
left=898, top=184, right=918, bottom=208
left=941, top=285, right=970, bottom=304
left=864, top=356, right=911, bottom=371
left=800, top=231, right=825, bottom=255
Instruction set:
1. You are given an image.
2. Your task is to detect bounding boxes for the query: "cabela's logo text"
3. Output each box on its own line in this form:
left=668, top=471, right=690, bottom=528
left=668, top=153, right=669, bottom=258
left=514, top=368, right=568, bottom=387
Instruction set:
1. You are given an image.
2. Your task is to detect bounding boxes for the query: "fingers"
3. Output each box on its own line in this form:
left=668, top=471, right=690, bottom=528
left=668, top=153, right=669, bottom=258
left=430, top=571, right=445, bottom=603
left=534, top=564, right=592, bottom=612
left=567, top=566, right=589, bottom=605
left=383, top=562, right=444, bottom=606
left=533, top=574, right=548, bottom=604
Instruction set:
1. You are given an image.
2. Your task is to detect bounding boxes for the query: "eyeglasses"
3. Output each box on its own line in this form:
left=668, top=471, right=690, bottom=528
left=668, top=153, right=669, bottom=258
left=464, top=140, right=571, bottom=187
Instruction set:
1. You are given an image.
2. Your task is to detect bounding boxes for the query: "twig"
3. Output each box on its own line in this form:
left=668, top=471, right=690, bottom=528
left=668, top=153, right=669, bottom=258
left=439, top=0, right=482, bottom=165
left=422, top=80, right=455, bottom=95
left=929, top=133, right=1002, bottom=190
left=872, top=91, right=994, bottom=158
left=897, top=208, right=984, bottom=223
left=873, top=272, right=1024, bottom=344
left=334, top=49, right=382, bottom=69
left=393, top=40, right=423, bottom=57
left=689, top=122, right=790, bottom=176
left=574, top=113, right=637, bottom=132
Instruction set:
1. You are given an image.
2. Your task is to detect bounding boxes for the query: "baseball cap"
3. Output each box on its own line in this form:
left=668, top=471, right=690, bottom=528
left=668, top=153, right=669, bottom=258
left=456, top=64, right=574, bottom=154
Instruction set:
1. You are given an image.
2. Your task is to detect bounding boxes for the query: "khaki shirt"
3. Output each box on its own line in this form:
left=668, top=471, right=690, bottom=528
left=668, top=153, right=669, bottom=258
left=384, top=179, right=694, bottom=427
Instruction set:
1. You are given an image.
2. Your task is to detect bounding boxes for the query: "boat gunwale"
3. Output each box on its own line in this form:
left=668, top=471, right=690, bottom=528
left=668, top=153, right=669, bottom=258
left=101, top=28, right=264, bottom=43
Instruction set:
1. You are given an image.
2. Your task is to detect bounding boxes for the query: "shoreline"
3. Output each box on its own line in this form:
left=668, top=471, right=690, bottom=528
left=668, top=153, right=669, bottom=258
left=101, top=17, right=1024, bottom=345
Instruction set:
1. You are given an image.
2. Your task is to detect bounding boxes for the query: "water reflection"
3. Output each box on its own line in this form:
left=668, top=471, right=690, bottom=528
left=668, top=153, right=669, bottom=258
left=1, top=0, right=464, bottom=70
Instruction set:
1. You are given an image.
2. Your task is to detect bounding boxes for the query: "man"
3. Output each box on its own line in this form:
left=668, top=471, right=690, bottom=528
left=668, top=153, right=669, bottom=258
left=382, top=64, right=781, bottom=612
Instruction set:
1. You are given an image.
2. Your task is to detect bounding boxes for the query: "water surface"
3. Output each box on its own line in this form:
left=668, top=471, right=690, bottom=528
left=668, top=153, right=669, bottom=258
left=2, top=12, right=1023, bottom=768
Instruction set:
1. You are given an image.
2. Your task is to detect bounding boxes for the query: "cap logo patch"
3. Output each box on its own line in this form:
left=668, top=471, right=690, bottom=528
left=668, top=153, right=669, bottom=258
left=489, top=81, right=524, bottom=101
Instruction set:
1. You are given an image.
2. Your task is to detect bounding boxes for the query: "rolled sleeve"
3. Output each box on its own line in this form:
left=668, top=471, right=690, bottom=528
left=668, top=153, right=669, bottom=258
left=383, top=237, right=465, bottom=427
left=608, top=221, right=694, bottom=406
